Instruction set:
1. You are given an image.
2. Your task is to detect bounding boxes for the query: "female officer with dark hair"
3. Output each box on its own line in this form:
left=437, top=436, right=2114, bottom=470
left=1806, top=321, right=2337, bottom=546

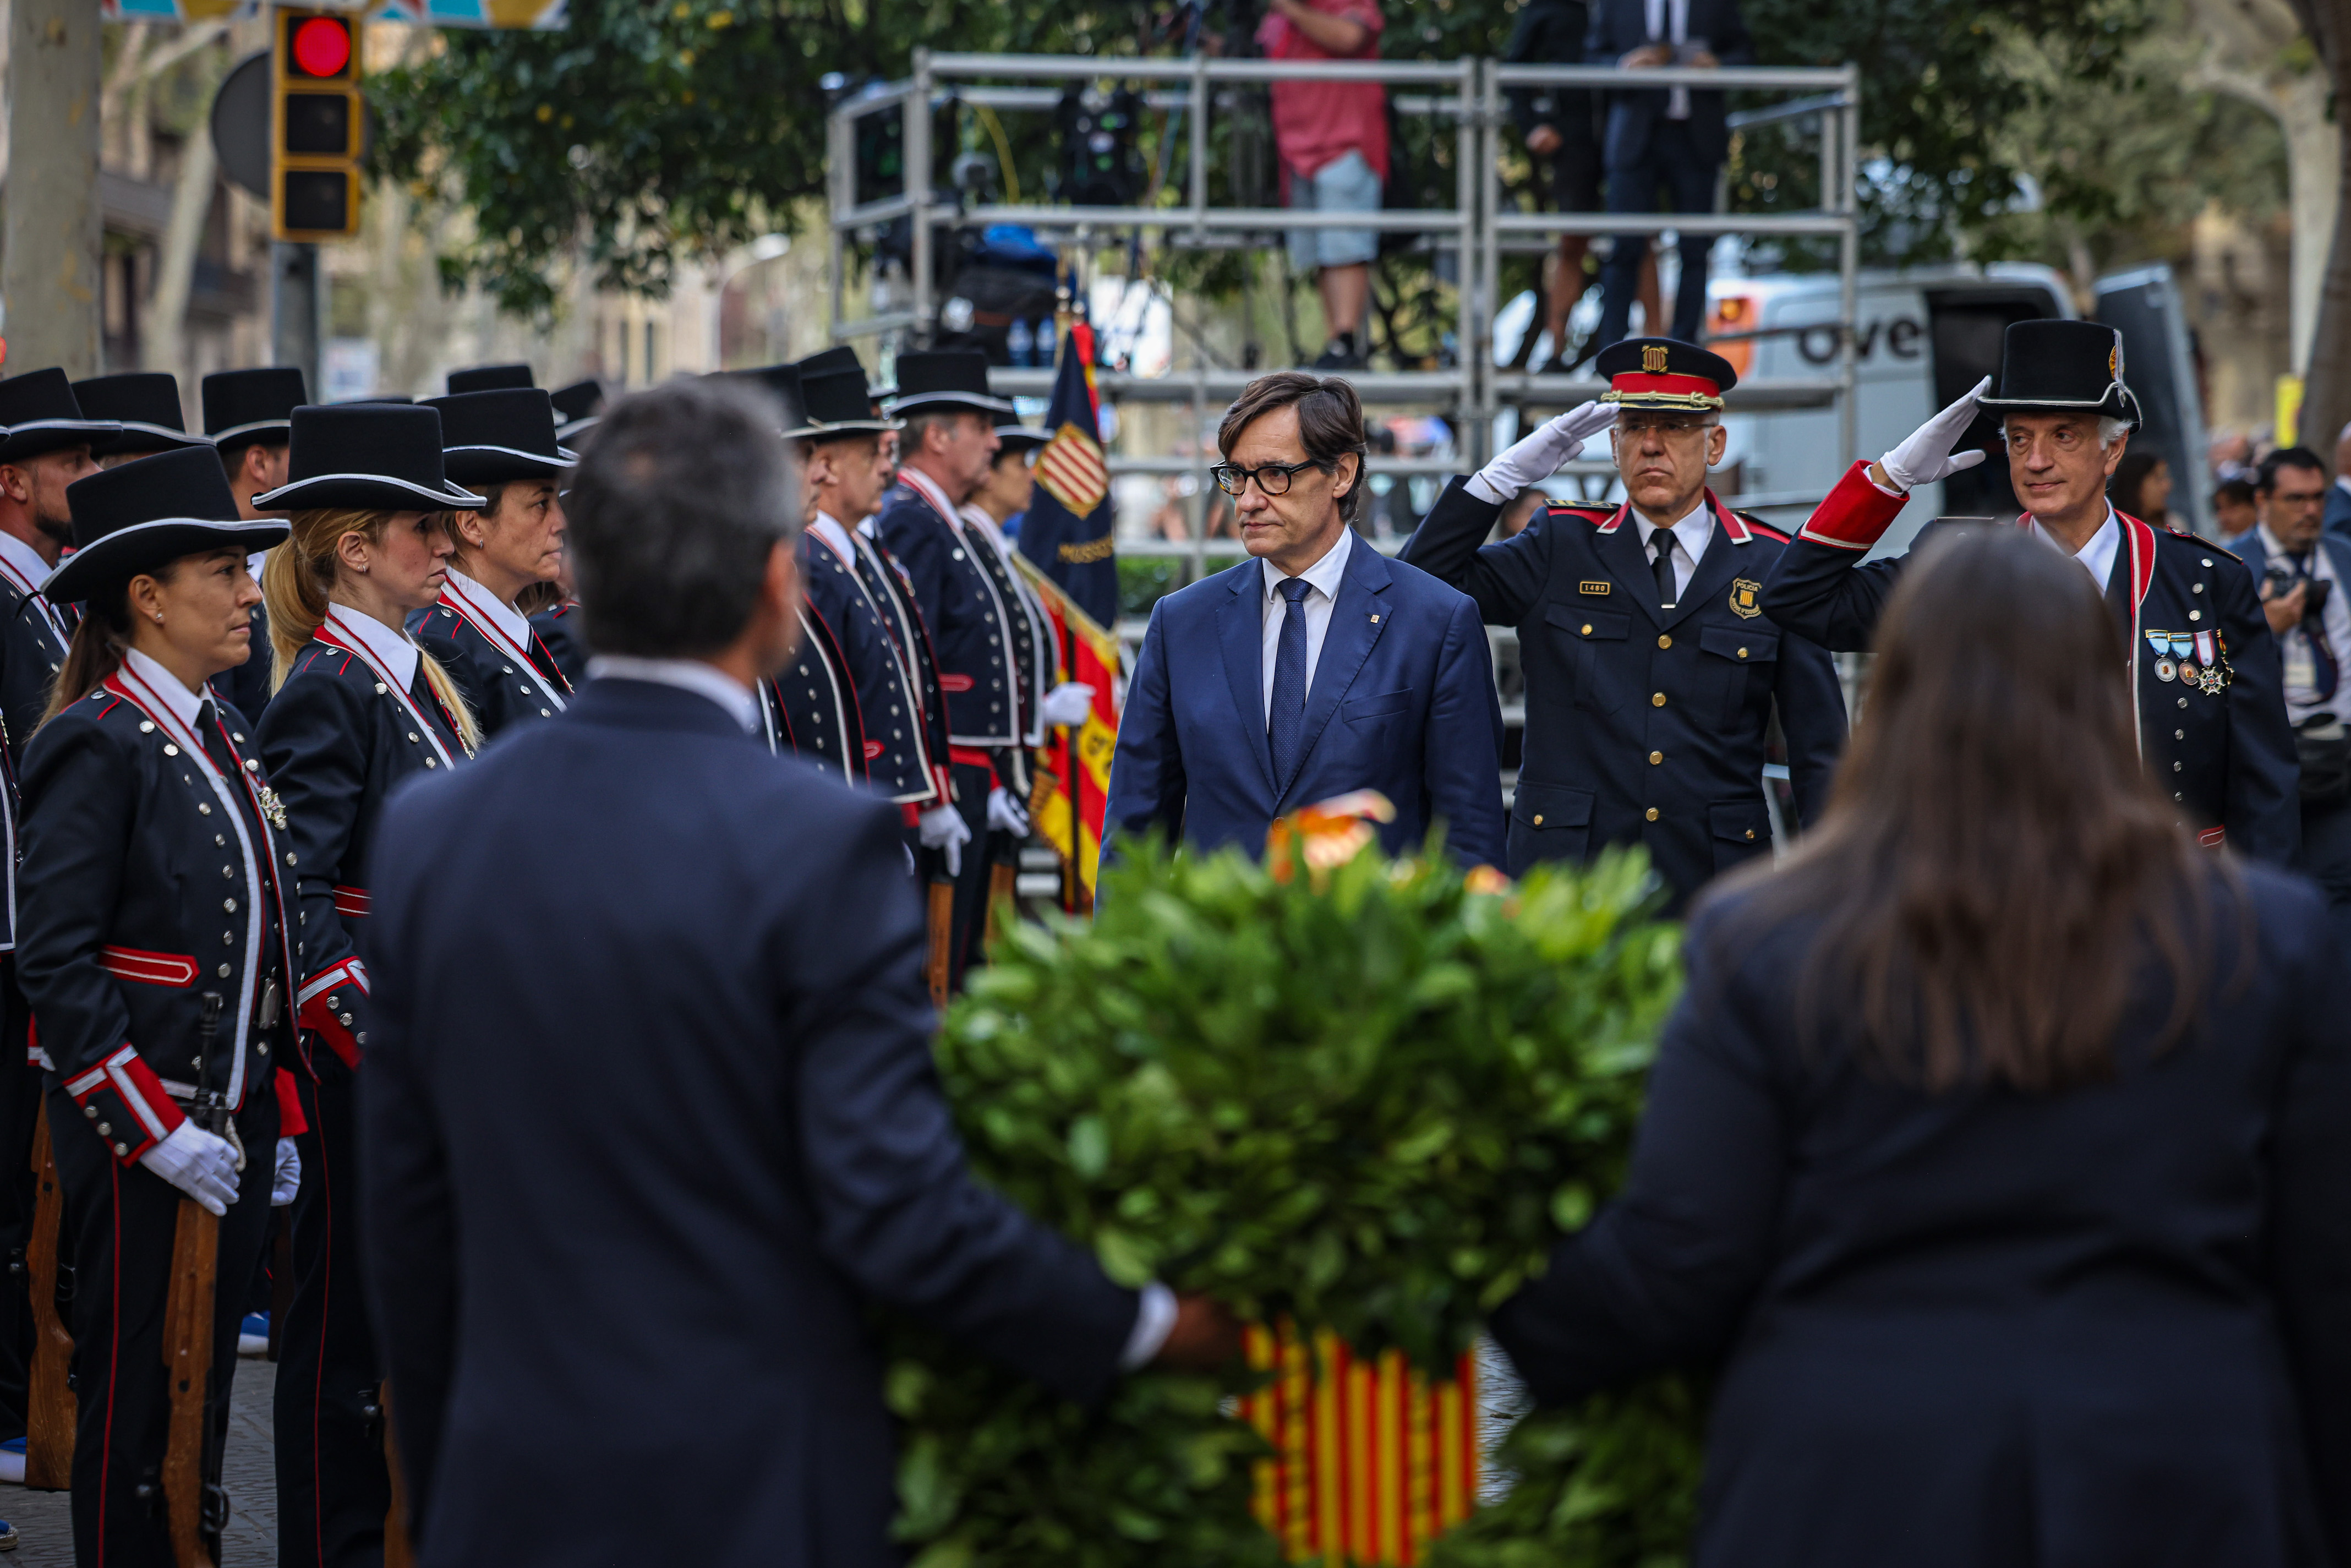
left=250, top=402, right=483, bottom=1568
left=1492, top=526, right=2351, bottom=1567
left=14, top=446, right=298, bottom=1563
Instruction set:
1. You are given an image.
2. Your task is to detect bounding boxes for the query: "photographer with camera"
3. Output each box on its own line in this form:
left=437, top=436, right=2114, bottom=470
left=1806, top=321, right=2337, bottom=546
left=2239, top=445, right=2351, bottom=947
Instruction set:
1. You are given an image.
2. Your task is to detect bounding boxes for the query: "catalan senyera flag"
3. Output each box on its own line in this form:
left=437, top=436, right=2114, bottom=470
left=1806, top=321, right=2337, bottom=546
left=1018, top=556, right=1119, bottom=907
left=1016, top=323, right=1120, bottom=631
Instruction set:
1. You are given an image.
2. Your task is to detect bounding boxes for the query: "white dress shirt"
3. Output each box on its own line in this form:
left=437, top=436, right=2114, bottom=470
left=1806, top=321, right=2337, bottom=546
left=1259, top=525, right=1355, bottom=722
left=441, top=567, right=537, bottom=653
left=811, top=512, right=859, bottom=563
left=0, top=531, right=69, bottom=642
left=324, top=602, right=423, bottom=692
left=1631, top=498, right=1713, bottom=603
left=586, top=655, right=762, bottom=734
left=2029, top=508, right=2119, bottom=591
left=1644, top=0, right=1692, bottom=118
left=2259, top=523, right=2351, bottom=721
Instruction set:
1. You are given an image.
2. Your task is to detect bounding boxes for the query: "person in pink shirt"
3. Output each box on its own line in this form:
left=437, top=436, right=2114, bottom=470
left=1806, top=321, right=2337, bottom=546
left=1258, top=0, right=1386, bottom=370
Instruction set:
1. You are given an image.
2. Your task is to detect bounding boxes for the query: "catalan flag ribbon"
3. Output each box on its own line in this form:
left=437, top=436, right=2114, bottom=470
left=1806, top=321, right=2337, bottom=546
left=1016, top=323, right=1120, bottom=631
left=1017, top=557, right=1119, bottom=908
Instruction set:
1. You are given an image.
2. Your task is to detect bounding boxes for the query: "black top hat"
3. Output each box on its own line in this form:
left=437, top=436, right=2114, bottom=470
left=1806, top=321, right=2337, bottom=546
left=0, top=369, right=119, bottom=465
left=72, top=373, right=210, bottom=457
left=422, top=389, right=576, bottom=485
left=796, top=345, right=894, bottom=400
left=549, top=379, right=604, bottom=441
left=332, top=394, right=414, bottom=406
left=45, top=446, right=289, bottom=604
left=796, top=369, right=902, bottom=441
left=202, top=367, right=308, bottom=452
left=1976, top=319, right=2139, bottom=427
left=446, top=363, right=535, bottom=396
left=251, top=404, right=488, bottom=513
left=726, top=365, right=808, bottom=436
left=883, top=350, right=1013, bottom=418
left=1592, top=337, right=1738, bottom=411
left=992, top=406, right=1051, bottom=451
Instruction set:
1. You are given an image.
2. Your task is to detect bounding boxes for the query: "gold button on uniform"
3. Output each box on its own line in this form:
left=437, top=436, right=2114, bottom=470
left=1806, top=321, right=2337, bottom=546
left=1656, top=634, right=1671, bottom=649
left=1581, top=623, right=1593, bottom=636
left=1648, top=751, right=1663, bottom=764
left=1737, top=647, right=1749, bottom=659
left=1644, top=807, right=1659, bottom=822
left=1531, top=814, right=1544, bottom=826
left=1651, top=692, right=1666, bottom=707
left=1745, top=829, right=1756, bottom=840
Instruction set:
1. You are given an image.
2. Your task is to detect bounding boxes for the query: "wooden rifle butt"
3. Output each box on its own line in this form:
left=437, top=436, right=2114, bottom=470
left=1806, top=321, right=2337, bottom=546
left=383, top=1382, right=417, bottom=1568
left=985, top=860, right=1018, bottom=952
left=23, top=1105, right=72, bottom=1491
left=160, top=1195, right=221, bottom=1567
left=925, top=878, right=955, bottom=1013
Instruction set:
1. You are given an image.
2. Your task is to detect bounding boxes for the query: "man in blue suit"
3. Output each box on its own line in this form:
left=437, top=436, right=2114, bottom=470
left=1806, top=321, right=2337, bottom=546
left=358, top=378, right=1230, bottom=1566
left=1107, top=373, right=1506, bottom=868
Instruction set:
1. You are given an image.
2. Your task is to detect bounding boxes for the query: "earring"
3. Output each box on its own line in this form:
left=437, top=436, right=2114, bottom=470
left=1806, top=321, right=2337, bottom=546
left=152, top=611, right=163, bottom=624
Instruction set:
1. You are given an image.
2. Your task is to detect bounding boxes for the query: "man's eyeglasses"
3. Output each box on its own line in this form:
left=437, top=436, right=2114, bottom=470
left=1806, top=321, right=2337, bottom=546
left=1210, top=458, right=1332, bottom=498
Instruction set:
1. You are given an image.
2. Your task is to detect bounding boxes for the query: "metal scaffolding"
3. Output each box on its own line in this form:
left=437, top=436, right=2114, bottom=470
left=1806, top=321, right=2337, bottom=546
left=827, top=51, right=1860, bottom=584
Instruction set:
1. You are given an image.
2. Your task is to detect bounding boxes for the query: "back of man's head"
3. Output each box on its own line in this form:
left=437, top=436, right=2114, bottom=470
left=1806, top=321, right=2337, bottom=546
left=567, top=378, right=797, bottom=659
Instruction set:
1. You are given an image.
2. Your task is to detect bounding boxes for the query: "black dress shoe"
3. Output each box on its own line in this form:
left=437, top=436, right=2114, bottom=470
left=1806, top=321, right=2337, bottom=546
left=1311, top=340, right=1366, bottom=372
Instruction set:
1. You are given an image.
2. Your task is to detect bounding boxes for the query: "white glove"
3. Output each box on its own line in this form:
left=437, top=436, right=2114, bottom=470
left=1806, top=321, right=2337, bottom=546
left=986, top=785, right=1031, bottom=837
left=139, top=1122, right=240, bottom=1217
left=917, top=802, right=971, bottom=878
left=1466, top=400, right=1619, bottom=505
left=1038, top=681, right=1096, bottom=729
left=1877, top=375, right=1991, bottom=492
left=271, top=1137, right=300, bottom=1206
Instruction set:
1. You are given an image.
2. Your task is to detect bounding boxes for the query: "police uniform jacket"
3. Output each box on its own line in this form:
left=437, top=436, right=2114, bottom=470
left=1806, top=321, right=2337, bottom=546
left=762, top=600, right=868, bottom=788
left=849, top=523, right=955, bottom=805
left=802, top=522, right=940, bottom=805
left=1761, top=462, right=2300, bottom=862
left=1402, top=477, right=1846, bottom=903
left=528, top=600, right=588, bottom=691
left=255, top=605, right=469, bottom=1069
left=876, top=472, right=1024, bottom=755
left=358, top=675, right=1141, bottom=1567
left=959, top=503, right=1059, bottom=757
left=409, top=569, right=573, bottom=739
left=1491, top=865, right=2351, bottom=1568
left=15, top=651, right=293, bottom=1163
left=0, top=534, right=72, bottom=955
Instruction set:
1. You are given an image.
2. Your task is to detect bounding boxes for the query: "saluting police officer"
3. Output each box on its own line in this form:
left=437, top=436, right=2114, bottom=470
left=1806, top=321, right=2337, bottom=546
left=409, top=387, right=578, bottom=738
left=1402, top=338, right=1847, bottom=911
left=1759, top=318, right=2299, bottom=861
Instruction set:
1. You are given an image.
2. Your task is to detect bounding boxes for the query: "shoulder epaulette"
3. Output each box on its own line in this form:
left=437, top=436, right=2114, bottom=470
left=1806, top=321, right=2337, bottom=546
left=1735, top=511, right=1792, bottom=543
left=2150, top=523, right=2241, bottom=564
left=1546, top=504, right=1615, bottom=526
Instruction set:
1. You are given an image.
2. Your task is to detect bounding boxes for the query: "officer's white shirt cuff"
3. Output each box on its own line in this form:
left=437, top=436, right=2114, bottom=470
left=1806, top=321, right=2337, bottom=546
left=1120, top=1281, right=1178, bottom=1370
left=1464, top=470, right=1513, bottom=507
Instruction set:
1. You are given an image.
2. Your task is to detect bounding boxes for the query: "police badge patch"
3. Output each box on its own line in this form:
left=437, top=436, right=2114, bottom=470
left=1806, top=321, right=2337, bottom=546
left=1729, top=578, right=1763, bottom=619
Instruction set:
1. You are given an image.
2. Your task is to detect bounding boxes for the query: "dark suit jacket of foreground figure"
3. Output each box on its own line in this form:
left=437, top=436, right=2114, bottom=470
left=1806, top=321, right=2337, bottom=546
left=1105, top=540, right=1509, bottom=870
left=1491, top=866, right=2351, bottom=1568
left=357, top=677, right=1141, bottom=1567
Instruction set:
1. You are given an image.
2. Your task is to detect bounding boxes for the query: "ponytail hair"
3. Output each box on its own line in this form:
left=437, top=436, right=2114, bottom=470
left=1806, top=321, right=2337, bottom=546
left=42, top=585, right=137, bottom=729
left=266, top=507, right=482, bottom=753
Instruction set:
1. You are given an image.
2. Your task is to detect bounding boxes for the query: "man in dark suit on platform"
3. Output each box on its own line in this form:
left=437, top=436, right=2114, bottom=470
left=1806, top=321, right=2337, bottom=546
left=358, top=378, right=1229, bottom=1566
left=1106, top=373, right=1507, bottom=869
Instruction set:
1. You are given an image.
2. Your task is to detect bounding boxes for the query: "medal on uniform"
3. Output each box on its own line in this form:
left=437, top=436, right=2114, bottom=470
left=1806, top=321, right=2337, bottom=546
left=2155, top=657, right=2177, bottom=682
left=2146, top=629, right=2178, bottom=681
left=254, top=779, right=288, bottom=831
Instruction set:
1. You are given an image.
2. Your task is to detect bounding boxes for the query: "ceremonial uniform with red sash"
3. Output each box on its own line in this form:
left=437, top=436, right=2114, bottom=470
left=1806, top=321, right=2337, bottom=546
left=413, top=568, right=573, bottom=738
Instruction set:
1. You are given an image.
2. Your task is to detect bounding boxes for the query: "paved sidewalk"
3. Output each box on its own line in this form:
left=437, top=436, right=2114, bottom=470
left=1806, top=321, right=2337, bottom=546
left=2, top=1352, right=279, bottom=1565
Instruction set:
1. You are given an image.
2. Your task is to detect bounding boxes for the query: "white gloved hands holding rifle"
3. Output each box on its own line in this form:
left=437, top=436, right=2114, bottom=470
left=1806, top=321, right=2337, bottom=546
left=917, top=803, right=971, bottom=878
left=140, top=1122, right=239, bottom=1217
left=1037, top=681, right=1096, bottom=729
left=1466, top=400, right=1619, bottom=506
left=986, top=786, right=1031, bottom=838
left=1873, top=375, right=1992, bottom=493
left=272, top=1137, right=301, bottom=1206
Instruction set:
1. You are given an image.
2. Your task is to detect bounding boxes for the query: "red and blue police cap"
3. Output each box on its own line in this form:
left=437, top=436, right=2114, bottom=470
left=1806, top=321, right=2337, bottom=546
left=1594, top=337, right=1738, bottom=411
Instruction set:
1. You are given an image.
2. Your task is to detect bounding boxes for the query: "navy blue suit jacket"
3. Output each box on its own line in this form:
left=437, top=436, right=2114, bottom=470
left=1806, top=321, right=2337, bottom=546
left=1106, top=539, right=1507, bottom=870
left=358, top=678, right=1139, bottom=1567
left=2233, top=528, right=2351, bottom=715
left=1584, top=0, right=1753, bottom=168
left=1494, top=865, right=2351, bottom=1568
left=2322, top=479, right=2351, bottom=544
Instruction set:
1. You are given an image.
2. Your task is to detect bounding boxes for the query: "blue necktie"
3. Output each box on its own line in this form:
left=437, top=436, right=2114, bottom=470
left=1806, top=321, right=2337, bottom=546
left=1268, top=576, right=1313, bottom=788
left=2294, top=551, right=2339, bottom=701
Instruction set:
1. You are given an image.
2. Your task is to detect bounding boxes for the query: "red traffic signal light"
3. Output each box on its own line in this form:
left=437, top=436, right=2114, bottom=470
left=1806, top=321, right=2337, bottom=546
left=289, top=16, right=353, bottom=80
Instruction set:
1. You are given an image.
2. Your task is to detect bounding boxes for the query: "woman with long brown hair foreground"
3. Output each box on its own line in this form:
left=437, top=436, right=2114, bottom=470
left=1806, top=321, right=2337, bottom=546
left=1492, top=526, right=2350, bottom=1567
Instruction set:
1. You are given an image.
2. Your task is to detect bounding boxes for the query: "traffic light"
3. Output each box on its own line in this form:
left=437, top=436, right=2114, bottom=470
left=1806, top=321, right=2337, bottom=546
left=272, top=9, right=362, bottom=242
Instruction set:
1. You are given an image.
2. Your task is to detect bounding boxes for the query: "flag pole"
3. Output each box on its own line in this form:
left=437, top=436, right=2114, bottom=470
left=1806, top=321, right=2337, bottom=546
left=1063, top=621, right=1081, bottom=915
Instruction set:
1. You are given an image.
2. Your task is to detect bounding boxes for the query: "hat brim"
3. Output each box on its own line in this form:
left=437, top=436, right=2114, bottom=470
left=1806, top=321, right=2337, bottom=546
left=1599, top=390, right=1724, bottom=411
left=207, top=418, right=292, bottom=452
left=441, top=444, right=578, bottom=485
left=250, top=473, right=490, bottom=512
left=0, top=420, right=121, bottom=465
left=1977, top=386, right=2137, bottom=426
left=882, top=390, right=1017, bottom=417
left=555, top=416, right=600, bottom=443
left=993, top=425, right=1053, bottom=449
left=789, top=418, right=905, bottom=441
left=91, top=422, right=215, bottom=458
left=43, top=518, right=291, bottom=605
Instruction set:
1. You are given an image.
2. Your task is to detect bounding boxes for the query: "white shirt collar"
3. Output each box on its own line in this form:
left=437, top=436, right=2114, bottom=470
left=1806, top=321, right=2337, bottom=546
left=119, top=646, right=208, bottom=729
left=811, top=511, right=857, bottom=561
left=586, top=655, right=760, bottom=734
left=2031, top=506, right=2120, bottom=589
left=325, top=602, right=422, bottom=690
left=0, top=530, right=51, bottom=595
left=2257, top=521, right=2324, bottom=567
left=2336, top=476, right=2351, bottom=498
left=1630, top=495, right=1714, bottom=562
left=898, top=467, right=964, bottom=527
left=1260, top=523, right=1354, bottom=603
left=442, top=567, right=537, bottom=651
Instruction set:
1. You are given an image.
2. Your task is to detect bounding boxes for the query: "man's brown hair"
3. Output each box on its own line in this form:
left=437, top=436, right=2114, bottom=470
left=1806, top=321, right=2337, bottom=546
left=1216, top=372, right=1370, bottom=523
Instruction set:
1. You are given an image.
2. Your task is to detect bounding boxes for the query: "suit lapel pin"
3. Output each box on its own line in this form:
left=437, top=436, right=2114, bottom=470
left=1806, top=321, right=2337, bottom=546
left=1370, top=614, right=1380, bottom=624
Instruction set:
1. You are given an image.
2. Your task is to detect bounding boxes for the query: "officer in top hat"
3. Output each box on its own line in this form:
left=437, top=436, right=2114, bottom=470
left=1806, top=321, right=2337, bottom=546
left=959, top=408, right=1096, bottom=778
left=799, top=343, right=895, bottom=402
left=203, top=367, right=309, bottom=718
left=549, top=378, right=604, bottom=445
left=1402, top=337, right=1847, bottom=910
left=1759, top=316, right=2299, bottom=860
left=873, top=349, right=1034, bottom=982
left=445, top=362, right=534, bottom=396
left=71, top=373, right=214, bottom=468
left=408, top=388, right=578, bottom=737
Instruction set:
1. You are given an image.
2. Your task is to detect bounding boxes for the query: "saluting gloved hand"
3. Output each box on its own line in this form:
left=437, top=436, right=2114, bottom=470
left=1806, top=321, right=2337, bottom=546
left=139, top=1122, right=240, bottom=1217
left=271, top=1137, right=300, bottom=1206
left=986, top=786, right=1031, bottom=838
left=1038, top=681, right=1096, bottom=729
left=1466, top=400, right=1619, bottom=505
left=1876, top=375, right=1992, bottom=492
left=918, top=803, right=972, bottom=878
